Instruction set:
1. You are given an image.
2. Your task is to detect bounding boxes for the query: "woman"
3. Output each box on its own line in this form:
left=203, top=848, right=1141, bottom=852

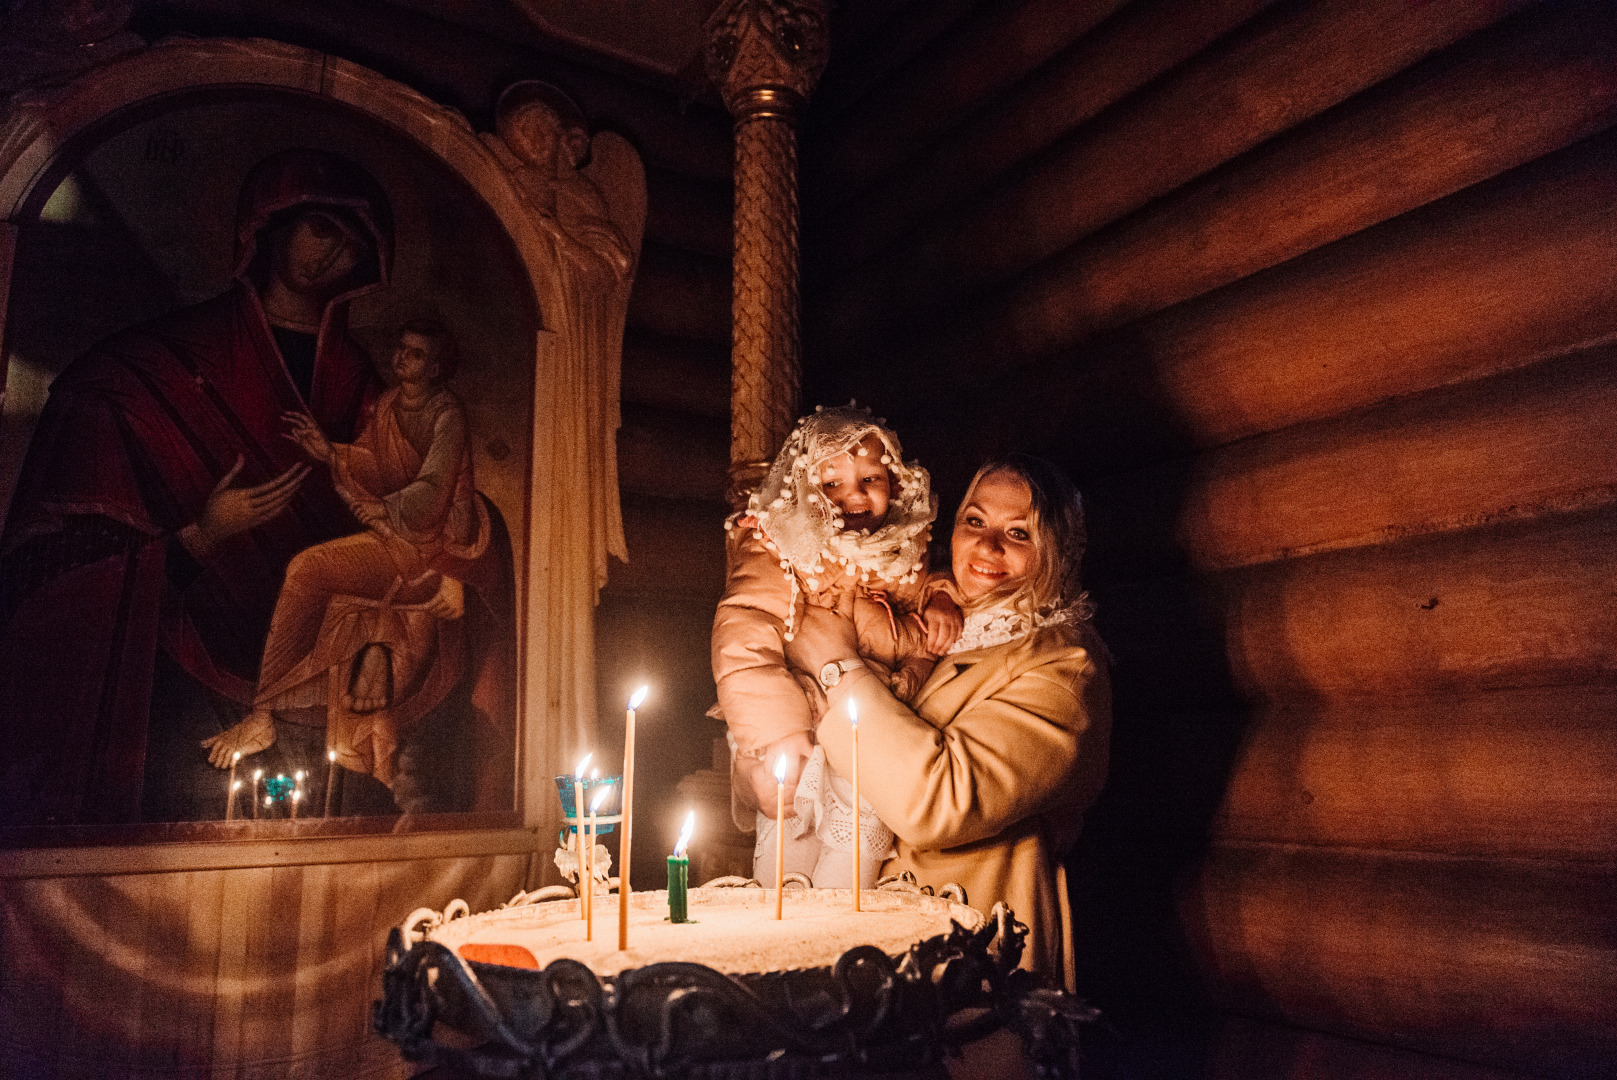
left=786, top=453, right=1111, bottom=987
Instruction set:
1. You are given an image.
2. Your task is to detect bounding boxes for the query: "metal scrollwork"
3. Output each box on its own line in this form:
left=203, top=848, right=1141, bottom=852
left=375, top=893, right=1094, bottom=1077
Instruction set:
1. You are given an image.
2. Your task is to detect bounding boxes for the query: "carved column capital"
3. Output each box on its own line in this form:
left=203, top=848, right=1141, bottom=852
left=704, top=0, right=829, bottom=124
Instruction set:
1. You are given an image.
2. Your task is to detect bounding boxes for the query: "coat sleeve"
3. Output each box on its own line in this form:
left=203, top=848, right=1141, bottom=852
left=818, top=641, right=1105, bottom=851
left=711, top=524, right=814, bottom=756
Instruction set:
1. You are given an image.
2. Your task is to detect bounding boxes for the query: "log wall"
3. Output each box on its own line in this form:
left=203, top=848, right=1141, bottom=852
left=802, top=1, right=1617, bottom=1074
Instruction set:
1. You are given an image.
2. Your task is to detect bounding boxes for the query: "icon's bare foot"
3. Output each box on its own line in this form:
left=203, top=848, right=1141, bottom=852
left=346, top=642, right=392, bottom=713
left=201, top=709, right=277, bottom=767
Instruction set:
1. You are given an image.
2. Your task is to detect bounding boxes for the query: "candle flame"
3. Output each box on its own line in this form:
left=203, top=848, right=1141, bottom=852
left=295, top=770, right=306, bottom=782
left=628, top=685, right=649, bottom=710
left=574, top=752, right=593, bottom=779
left=590, top=783, right=613, bottom=813
left=231, top=781, right=241, bottom=791
left=849, top=697, right=858, bottom=729
left=328, top=749, right=337, bottom=762
left=292, top=789, right=301, bottom=802
left=253, top=769, right=263, bottom=780
left=774, top=754, right=788, bottom=784
left=264, top=797, right=272, bottom=807
left=232, top=751, right=241, bottom=763
left=673, top=811, right=695, bottom=857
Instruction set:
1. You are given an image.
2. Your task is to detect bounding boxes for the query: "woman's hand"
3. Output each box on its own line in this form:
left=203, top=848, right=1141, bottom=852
left=283, top=411, right=335, bottom=466
left=784, top=604, right=861, bottom=675
left=748, top=730, right=814, bottom=809
left=919, top=591, right=964, bottom=655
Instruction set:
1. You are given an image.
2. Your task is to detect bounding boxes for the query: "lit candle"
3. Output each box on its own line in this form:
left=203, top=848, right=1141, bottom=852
left=252, top=769, right=263, bottom=820
left=573, top=753, right=593, bottom=920
left=291, top=771, right=305, bottom=820
left=323, top=749, right=339, bottom=818
left=586, top=783, right=612, bottom=942
left=850, top=697, right=860, bottom=911
left=225, top=751, right=241, bottom=821
left=619, top=686, right=648, bottom=951
left=668, top=810, right=695, bottom=924
left=774, top=753, right=787, bottom=921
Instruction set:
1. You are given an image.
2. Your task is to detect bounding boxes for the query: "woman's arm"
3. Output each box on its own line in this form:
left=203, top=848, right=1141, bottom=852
left=791, top=607, right=1104, bottom=851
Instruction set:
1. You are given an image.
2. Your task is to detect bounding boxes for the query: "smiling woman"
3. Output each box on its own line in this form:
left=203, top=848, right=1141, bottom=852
left=785, top=452, right=1110, bottom=987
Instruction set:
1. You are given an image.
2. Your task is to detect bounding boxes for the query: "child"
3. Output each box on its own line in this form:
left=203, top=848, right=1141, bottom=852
left=710, top=406, right=961, bottom=888
left=202, top=320, right=488, bottom=780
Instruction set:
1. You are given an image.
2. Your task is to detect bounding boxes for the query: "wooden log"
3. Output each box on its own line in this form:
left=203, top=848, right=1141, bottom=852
left=1205, top=1001, right=1570, bottom=1080
left=643, top=167, right=732, bottom=260
left=1085, top=340, right=1617, bottom=577
left=607, top=493, right=727, bottom=595
left=814, top=0, right=1530, bottom=345
left=962, top=127, right=1617, bottom=476
left=817, top=0, right=1278, bottom=268
left=934, top=1, right=1617, bottom=372
left=1180, top=842, right=1617, bottom=1078
left=626, top=242, right=731, bottom=344
left=616, top=403, right=729, bottom=501
left=1099, top=686, right=1617, bottom=862
left=621, top=330, right=730, bottom=419
left=1097, top=507, right=1617, bottom=705
left=808, top=0, right=1129, bottom=206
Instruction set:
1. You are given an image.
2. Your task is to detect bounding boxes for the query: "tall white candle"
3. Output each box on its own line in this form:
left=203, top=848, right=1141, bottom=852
left=619, top=686, right=648, bottom=951
left=574, top=752, right=593, bottom=920
left=225, top=751, right=241, bottom=821
left=323, top=749, right=339, bottom=818
left=587, top=783, right=612, bottom=942
left=850, top=697, right=860, bottom=911
left=774, top=753, right=787, bottom=921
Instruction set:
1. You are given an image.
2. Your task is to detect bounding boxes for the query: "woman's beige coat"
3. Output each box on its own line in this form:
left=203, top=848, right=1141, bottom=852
left=817, top=619, right=1111, bottom=985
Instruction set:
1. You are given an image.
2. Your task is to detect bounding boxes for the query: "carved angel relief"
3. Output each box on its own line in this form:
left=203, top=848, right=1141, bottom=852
left=481, top=81, right=646, bottom=583
left=482, top=82, right=645, bottom=291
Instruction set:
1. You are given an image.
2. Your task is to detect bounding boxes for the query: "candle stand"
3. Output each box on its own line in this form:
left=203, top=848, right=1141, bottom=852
left=374, top=877, right=1094, bottom=1078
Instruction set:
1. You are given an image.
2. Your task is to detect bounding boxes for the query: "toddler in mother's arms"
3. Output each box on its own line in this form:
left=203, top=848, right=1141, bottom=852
left=710, top=405, right=962, bottom=888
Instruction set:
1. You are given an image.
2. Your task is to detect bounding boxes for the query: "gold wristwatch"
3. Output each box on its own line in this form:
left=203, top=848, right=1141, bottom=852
left=818, top=658, right=864, bottom=691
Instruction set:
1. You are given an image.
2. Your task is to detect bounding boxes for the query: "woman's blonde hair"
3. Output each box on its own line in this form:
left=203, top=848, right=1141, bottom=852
left=954, top=453, right=1090, bottom=621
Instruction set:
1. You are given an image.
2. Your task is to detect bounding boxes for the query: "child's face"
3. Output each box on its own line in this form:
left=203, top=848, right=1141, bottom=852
left=816, top=434, right=892, bottom=533
left=392, top=332, right=437, bottom=384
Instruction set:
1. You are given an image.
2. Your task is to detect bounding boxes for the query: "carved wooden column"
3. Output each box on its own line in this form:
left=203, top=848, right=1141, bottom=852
left=705, top=0, right=829, bottom=508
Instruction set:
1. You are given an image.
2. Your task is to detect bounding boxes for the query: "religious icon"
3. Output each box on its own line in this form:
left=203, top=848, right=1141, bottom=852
left=0, top=95, right=530, bottom=829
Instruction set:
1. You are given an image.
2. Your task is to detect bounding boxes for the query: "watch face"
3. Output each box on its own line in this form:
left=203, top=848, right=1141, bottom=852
left=820, top=661, right=840, bottom=687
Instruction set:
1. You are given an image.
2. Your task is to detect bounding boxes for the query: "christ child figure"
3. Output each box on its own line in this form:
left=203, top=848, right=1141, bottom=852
left=202, top=320, right=488, bottom=769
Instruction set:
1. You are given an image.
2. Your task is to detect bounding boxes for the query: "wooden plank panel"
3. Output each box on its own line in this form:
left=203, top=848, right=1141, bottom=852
left=1101, top=686, right=1617, bottom=861
left=810, top=0, right=1130, bottom=205
left=1087, top=340, right=1617, bottom=575
left=814, top=0, right=1528, bottom=341
left=818, top=0, right=1279, bottom=267
left=1100, top=508, right=1617, bottom=704
left=616, top=403, right=728, bottom=502
left=940, top=1, right=1617, bottom=371
left=812, top=0, right=984, bottom=121
left=643, top=167, right=731, bottom=260
left=607, top=494, right=726, bottom=595
left=621, top=330, right=729, bottom=420
left=1181, top=842, right=1617, bottom=1078
left=626, top=242, right=731, bottom=344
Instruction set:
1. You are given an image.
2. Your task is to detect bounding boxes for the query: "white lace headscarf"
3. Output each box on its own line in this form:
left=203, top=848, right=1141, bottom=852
left=727, top=406, right=936, bottom=637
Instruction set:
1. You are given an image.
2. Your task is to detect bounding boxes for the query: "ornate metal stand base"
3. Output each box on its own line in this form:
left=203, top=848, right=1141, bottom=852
left=374, top=883, right=1095, bottom=1078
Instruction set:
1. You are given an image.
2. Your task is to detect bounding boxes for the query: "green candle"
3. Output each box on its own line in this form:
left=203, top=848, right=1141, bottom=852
left=668, top=810, right=695, bottom=923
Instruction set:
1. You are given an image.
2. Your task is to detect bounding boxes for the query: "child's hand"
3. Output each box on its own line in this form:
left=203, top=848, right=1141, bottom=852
left=920, top=590, right=964, bottom=655
left=283, top=411, right=335, bottom=466
left=749, top=730, right=814, bottom=809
